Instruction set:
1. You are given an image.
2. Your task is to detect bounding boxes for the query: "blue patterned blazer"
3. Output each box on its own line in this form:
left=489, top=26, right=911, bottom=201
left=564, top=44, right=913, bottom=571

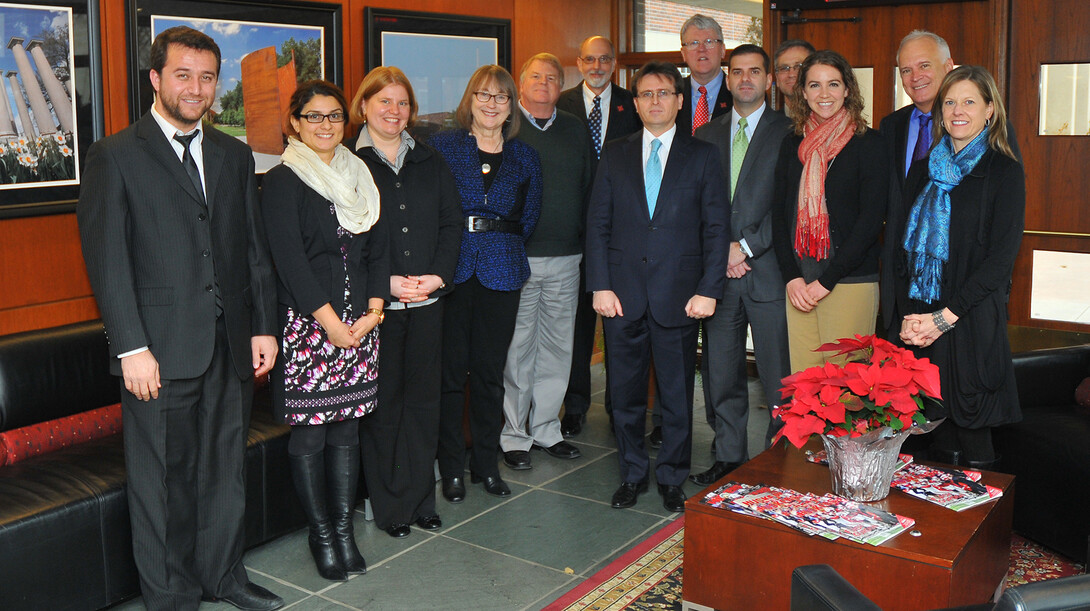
left=430, top=129, right=543, bottom=291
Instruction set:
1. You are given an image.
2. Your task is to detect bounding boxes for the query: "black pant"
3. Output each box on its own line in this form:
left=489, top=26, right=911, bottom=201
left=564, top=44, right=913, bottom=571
left=122, top=317, right=250, bottom=610
left=362, top=303, right=443, bottom=527
left=438, top=275, right=521, bottom=479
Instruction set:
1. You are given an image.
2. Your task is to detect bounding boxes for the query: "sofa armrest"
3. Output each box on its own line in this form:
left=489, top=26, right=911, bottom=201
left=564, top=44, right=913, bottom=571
left=1012, top=344, right=1090, bottom=410
left=790, top=564, right=882, bottom=611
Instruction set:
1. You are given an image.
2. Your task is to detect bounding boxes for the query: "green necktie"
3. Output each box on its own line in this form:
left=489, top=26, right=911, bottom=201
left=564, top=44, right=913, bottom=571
left=731, top=116, right=749, bottom=197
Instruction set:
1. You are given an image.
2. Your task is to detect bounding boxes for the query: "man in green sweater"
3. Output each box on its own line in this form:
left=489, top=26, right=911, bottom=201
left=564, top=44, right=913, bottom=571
left=500, top=52, right=594, bottom=470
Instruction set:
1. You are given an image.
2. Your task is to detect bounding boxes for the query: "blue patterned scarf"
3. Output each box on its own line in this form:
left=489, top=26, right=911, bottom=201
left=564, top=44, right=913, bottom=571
left=902, top=127, right=990, bottom=303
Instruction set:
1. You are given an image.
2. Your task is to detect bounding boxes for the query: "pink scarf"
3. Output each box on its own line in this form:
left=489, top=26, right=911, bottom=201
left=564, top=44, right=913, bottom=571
left=795, top=107, right=855, bottom=260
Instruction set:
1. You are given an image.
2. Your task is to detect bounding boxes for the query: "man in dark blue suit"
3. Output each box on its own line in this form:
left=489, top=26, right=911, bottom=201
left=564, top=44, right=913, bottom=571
left=586, top=61, right=729, bottom=513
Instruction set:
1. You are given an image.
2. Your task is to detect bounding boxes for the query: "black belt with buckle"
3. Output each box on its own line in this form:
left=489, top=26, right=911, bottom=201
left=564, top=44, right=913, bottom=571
left=465, top=216, right=521, bottom=234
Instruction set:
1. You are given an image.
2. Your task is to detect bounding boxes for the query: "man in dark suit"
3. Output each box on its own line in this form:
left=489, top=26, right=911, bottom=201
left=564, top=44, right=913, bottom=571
left=586, top=61, right=728, bottom=513
left=556, top=35, right=642, bottom=438
left=677, top=14, right=732, bottom=137
left=692, top=45, right=792, bottom=486
left=878, top=29, right=1020, bottom=333
left=77, top=27, right=282, bottom=611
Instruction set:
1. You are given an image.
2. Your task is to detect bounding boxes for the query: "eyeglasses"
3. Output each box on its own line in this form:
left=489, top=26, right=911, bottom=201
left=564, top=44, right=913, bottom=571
left=473, top=91, right=511, bottom=104
left=579, top=55, right=615, bottom=64
left=682, top=38, right=723, bottom=50
left=295, top=111, right=346, bottom=123
left=775, top=63, right=804, bottom=74
left=637, top=89, right=677, bottom=101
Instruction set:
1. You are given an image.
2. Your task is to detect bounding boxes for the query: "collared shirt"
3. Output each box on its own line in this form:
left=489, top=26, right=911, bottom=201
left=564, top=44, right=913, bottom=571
left=354, top=126, right=416, bottom=174
left=519, top=102, right=557, bottom=131
left=119, top=106, right=207, bottom=360
left=689, top=71, right=724, bottom=124
left=581, top=82, right=612, bottom=149
left=905, top=106, right=932, bottom=177
left=642, top=125, right=676, bottom=179
left=731, top=102, right=766, bottom=257
left=149, top=103, right=206, bottom=195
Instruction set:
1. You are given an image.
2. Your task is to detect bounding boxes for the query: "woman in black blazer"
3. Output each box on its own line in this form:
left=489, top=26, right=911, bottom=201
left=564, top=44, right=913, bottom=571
left=885, top=66, right=1024, bottom=468
left=772, top=50, right=889, bottom=374
left=261, top=81, right=389, bottom=581
left=350, top=67, right=462, bottom=538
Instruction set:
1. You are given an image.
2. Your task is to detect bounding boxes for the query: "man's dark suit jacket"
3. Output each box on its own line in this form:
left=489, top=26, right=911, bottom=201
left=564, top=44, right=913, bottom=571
left=677, top=73, right=733, bottom=136
left=585, top=130, right=729, bottom=328
left=877, top=105, right=1021, bottom=329
left=696, top=107, right=792, bottom=302
left=78, top=113, right=277, bottom=380
left=557, top=81, right=643, bottom=148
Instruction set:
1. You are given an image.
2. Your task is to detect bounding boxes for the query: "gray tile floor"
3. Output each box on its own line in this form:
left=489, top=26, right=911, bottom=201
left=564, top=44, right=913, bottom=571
left=114, top=365, right=772, bottom=611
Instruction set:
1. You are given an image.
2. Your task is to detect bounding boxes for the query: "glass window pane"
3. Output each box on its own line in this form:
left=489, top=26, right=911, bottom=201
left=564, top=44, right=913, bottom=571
left=634, top=0, right=763, bottom=52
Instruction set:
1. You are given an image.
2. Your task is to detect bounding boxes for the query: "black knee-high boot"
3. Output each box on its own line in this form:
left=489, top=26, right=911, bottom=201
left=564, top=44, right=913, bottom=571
left=326, top=444, right=367, bottom=574
left=290, top=451, right=348, bottom=581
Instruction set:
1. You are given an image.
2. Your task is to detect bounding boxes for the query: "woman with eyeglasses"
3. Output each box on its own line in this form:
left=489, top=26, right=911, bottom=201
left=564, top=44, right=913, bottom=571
left=261, top=80, right=388, bottom=581
left=429, top=65, right=542, bottom=502
left=771, top=50, right=889, bottom=373
left=350, top=67, right=461, bottom=538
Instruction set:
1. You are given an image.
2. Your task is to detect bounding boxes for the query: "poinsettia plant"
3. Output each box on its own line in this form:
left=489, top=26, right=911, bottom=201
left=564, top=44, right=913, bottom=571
left=772, top=335, right=943, bottom=449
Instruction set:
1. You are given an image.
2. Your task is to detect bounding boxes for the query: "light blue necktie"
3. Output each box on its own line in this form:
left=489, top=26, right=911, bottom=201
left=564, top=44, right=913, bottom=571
left=645, top=138, right=662, bottom=217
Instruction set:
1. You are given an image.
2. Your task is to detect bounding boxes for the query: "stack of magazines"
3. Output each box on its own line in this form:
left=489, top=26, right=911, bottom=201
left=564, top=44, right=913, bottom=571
left=890, top=463, right=1003, bottom=511
left=702, top=482, right=915, bottom=546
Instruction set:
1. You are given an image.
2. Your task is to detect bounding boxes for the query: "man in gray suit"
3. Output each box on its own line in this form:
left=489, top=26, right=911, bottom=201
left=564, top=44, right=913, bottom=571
left=692, top=44, right=792, bottom=486
left=78, top=27, right=282, bottom=610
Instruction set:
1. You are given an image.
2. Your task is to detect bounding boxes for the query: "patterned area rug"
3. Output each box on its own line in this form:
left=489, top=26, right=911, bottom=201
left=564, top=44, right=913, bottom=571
left=544, top=518, right=1085, bottom=610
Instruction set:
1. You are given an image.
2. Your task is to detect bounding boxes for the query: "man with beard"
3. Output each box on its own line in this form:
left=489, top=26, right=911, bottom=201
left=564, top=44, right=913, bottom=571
left=77, top=26, right=282, bottom=611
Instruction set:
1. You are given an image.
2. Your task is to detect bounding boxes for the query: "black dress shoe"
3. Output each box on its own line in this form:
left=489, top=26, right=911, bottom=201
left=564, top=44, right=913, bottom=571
left=611, top=479, right=649, bottom=509
left=533, top=440, right=582, bottom=459
left=441, top=476, right=465, bottom=503
left=415, top=514, right=442, bottom=530
left=218, top=583, right=285, bottom=611
left=659, top=484, right=687, bottom=513
left=648, top=425, right=663, bottom=449
left=385, top=523, right=411, bottom=538
left=503, top=450, right=532, bottom=470
left=688, top=461, right=742, bottom=487
left=470, top=473, right=511, bottom=497
left=560, top=413, right=585, bottom=438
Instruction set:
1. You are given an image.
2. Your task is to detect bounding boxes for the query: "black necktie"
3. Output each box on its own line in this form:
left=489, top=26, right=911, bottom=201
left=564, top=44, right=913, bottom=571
left=173, top=132, right=205, bottom=205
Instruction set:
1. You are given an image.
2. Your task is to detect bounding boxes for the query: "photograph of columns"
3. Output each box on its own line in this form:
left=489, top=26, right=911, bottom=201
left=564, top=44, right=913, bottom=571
left=0, top=2, right=79, bottom=191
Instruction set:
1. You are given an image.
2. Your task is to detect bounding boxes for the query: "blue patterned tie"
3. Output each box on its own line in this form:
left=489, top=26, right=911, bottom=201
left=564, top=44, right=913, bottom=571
left=645, top=138, right=663, bottom=217
left=589, top=95, right=603, bottom=159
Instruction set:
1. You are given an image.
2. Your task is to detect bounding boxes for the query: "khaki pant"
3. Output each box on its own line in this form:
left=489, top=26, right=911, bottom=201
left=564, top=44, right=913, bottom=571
left=785, top=281, right=879, bottom=374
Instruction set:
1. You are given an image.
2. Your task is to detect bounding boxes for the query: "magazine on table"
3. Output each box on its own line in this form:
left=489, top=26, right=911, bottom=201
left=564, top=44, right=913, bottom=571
left=890, top=463, right=1002, bottom=511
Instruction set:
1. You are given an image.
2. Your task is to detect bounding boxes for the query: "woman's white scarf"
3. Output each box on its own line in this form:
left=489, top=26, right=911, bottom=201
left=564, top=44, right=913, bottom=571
left=280, top=137, right=380, bottom=234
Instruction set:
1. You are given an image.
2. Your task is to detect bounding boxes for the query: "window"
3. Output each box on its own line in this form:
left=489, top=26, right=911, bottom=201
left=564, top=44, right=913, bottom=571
left=631, top=0, right=762, bottom=53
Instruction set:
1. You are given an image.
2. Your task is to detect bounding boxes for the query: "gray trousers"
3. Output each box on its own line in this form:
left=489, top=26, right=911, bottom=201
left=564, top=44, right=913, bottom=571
left=501, top=254, right=582, bottom=451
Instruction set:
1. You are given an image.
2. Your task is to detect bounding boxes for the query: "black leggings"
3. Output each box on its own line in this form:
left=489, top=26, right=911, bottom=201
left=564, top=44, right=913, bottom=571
left=288, top=418, right=360, bottom=456
left=930, top=420, right=995, bottom=463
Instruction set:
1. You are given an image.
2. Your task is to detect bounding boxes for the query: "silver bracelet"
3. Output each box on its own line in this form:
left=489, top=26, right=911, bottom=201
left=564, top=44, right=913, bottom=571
left=932, top=310, right=955, bottom=333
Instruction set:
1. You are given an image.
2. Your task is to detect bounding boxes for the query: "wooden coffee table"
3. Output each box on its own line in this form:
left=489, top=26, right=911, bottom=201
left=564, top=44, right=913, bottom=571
left=682, top=439, right=1015, bottom=611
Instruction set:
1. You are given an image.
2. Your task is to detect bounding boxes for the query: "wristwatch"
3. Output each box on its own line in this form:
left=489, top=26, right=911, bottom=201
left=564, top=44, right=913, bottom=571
left=366, top=308, right=385, bottom=323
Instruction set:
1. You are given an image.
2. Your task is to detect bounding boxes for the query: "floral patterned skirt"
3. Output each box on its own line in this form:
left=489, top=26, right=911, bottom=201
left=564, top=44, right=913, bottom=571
left=278, top=307, right=379, bottom=425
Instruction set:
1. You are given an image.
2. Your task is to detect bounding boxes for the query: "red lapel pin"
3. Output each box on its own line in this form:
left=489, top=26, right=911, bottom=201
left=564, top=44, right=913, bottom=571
left=617, top=105, right=624, bottom=112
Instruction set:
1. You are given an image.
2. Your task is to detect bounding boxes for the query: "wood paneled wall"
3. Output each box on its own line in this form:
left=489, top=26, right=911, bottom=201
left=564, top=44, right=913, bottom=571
left=0, top=0, right=609, bottom=336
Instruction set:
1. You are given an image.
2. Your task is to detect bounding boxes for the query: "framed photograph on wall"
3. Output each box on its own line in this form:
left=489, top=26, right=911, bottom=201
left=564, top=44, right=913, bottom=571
left=127, top=0, right=342, bottom=173
left=0, top=0, right=104, bottom=219
left=366, top=8, right=510, bottom=133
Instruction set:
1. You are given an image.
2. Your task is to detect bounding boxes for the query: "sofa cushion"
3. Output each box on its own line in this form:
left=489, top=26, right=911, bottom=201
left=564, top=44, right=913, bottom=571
left=0, top=403, right=123, bottom=465
left=1076, top=377, right=1090, bottom=408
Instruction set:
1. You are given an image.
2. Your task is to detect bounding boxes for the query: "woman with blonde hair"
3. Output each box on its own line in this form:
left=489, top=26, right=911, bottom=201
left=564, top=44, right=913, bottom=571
left=771, top=50, right=889, bottom=373
left=885, top=65, right=1023, bottom=468
left=351, top=66, right=461, bottom=537
left=429, top=65, right=542, bottom=501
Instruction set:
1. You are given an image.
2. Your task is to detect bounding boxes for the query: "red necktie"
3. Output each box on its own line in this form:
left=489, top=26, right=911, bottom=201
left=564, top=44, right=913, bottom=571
left=693, top=85, right=710, bottom=135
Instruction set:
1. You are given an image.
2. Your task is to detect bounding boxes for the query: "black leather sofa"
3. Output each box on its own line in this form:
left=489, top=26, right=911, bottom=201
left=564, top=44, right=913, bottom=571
left=994, top=343, right=1090, bottom=564
left=0, top=320, right=305, bottom=610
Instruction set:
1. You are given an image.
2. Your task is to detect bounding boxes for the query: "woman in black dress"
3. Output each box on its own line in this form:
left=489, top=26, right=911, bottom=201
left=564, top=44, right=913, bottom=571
left=351, top=67, right=462, bottom=538
left=261, top=80, right=388, bottom=580
left=885, top=66, right=1024, bottom=468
